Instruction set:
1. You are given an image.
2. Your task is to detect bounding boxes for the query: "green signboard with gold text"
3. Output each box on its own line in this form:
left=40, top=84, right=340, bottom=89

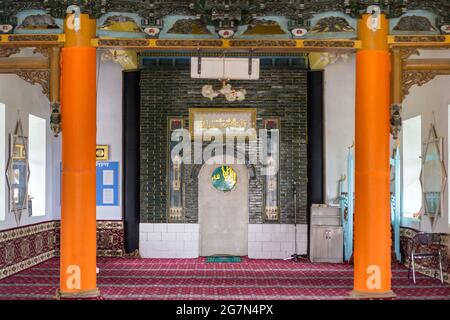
left=211, top=165, right=237, bottom=192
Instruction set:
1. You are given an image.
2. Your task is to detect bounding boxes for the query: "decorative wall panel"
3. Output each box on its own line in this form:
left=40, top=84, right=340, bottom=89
left=263, top=118, right=280, bottom=222
left=140, top=62, right=308, bottom=225
left=168, top=118, right=185, bottom=223
left=96, top=220, right=124, bottom=257
left=0, top=220, right=124, bottom=279
left=0, top=221, right=59, bottom=280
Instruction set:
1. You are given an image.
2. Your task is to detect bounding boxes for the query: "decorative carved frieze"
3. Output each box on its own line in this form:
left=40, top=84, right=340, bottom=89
left=50, top=101, right=61, bottom=137
left=7, top=35, right=59, bottom=42
left=390, top=104, right=402, bottom=140
left=16, top=70, right=50, bottom=97
left=0, top=0, right=449, bottom=34
left=97, top=39, right=150, bottom=47
left=101, top=49, right=138, bottom=70
left=33, top=46, right=51, bottom=58
left=156, top=40, right=223, bottom=47
left=394, top=35, right=446, bottom=43
left=243, top=19, right=286, bottom=35
left=393, top=15, right=437, bottom=32
left=0, top=46, right=20, bottom=57
left=310, top=16, right=355, bottom=33
left=229, top=40, right=296, bottom=47
left=167, top=18, right=211, bottom=35
left=303, top=40, right=356, bottom=48
left=403, top=71, right=438, bottom=96
left=400, top=47, right=420, bottom=60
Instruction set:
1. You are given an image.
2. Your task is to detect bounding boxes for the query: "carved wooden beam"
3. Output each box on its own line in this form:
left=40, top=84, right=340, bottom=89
left=0, top=34, right=65, bottom=45
left=402, top=71, right=440, bottom=97
left=0, top=57, right=48, bottom=69
left=0, top=37, right=61, bottom=102
left=388, top=35, right=450, bottom=47
left=92, top=38, right=361, bottom=52
left=16, top=70, right=50, bottom=97
left=33, top=46, right=52, bottom=59
left=0, top=46, right=20, bottom=58
left=400, top=47, right=420, bottom=60
left=404, top=59, right=450, bottom=71
left=402, top=59, right=450, bottom=97
left=0, top=57, right=50, bottom=98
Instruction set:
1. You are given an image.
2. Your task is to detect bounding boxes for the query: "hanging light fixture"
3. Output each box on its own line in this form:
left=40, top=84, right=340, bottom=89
left=202, top=80, right=247, bottom=102
left=201, top=52, right=247, bottom=102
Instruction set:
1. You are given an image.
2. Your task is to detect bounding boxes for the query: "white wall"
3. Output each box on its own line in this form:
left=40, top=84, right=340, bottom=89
left=139, top=223, right=309, bottom=259
left=323, top=50, right=450, bottom=233
left=323, top=55, right=355, bottom=204
left=96, top=59, right=123, bottom=221
left=402, top=50, right=450, bottom=233
left=0, top=74, right=55, bottom=230
left=52, top=59, right=124, bottom=221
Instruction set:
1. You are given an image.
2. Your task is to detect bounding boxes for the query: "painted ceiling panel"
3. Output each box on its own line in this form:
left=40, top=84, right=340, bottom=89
left=0, top=1, right=448, bottom=38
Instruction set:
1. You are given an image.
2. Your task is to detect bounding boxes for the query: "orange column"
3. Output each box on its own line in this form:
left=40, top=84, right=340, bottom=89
left=58, top=13, right=99, bottom=298
left=352, top=12, right=395, bottom=298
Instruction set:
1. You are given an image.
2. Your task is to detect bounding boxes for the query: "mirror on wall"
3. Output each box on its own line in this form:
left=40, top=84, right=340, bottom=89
left=5, top=117, right=30, bottom=226
left=420, top=124, right=447, bottom=230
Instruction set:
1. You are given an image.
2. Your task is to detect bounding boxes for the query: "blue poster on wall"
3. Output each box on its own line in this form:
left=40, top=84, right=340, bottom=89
left=96, top=161, right=119, bottom=206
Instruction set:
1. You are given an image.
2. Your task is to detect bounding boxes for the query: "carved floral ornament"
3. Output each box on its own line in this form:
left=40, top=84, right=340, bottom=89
left=400, top=47, right=420, bottom=60
left=0, top=47, right=20, bottom=58
left=15, top=70, right=50, bottom=98
left=202, top=81, right=247, bottom=102
left=0, top=1, right=449, bottom=37
left=402, top=71, right=438, bottom=97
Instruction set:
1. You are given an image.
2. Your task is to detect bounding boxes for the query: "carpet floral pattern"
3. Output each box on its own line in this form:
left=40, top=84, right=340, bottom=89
left=400, top=227, right=449, bottom=284
left=0, top=257, right=449, bottom=300
left=0, top=220, right=124, bottom=280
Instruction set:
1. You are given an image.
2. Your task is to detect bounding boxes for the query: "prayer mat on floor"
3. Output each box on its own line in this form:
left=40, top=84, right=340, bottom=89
left=206, top=256, right=242, bottom=263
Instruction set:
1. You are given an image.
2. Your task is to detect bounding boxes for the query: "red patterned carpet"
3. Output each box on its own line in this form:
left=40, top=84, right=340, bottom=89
left=0, top=257, right=449, bottom=300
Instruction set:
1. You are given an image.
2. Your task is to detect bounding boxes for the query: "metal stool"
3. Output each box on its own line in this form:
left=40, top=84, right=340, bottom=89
left=407, top=232, right=444, bottom=284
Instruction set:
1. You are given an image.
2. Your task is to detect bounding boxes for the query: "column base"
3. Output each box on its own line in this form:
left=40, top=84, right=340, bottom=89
left=56, top=288, right=101, bottom=300
left=349, top=290, right=396, bottom=300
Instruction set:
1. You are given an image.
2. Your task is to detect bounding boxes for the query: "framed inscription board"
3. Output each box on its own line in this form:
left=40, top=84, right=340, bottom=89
left=189, top=108, right=257, bottom=137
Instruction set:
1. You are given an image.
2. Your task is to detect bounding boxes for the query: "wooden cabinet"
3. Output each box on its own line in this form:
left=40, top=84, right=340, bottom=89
left=310, top=226, right=343, bottom=263
left=310, top=205, right=343, bottom=263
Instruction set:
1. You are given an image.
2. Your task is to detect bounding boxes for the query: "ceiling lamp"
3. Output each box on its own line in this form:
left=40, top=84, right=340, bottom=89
left=202, top=80, right=247, bottom=102
left=201, top=53, right=248, bottom=102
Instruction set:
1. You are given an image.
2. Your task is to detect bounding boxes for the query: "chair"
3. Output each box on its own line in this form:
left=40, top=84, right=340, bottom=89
left=407, top=232, right=444, bottom=284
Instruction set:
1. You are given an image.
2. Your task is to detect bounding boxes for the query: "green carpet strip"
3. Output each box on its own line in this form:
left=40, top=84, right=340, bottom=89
left=206, top=256, right=242, bottom=263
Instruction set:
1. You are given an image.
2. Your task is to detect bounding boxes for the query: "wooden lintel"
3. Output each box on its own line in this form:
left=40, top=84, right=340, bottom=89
left=388, top=35, right=450, bottom=48
left=92, top=38, right=361, bottom=52
left=0, top=57, right=48, bottom=70
left=403, top=59, right=450, bottom=72
left=0, top=34, right=65, bottom=46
